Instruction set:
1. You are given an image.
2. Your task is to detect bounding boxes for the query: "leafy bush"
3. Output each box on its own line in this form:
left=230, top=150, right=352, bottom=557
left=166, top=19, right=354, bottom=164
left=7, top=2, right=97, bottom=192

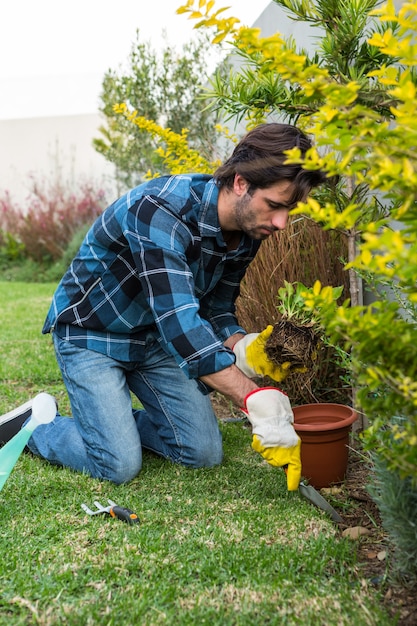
left=369, top=454, right=417, bottom=583
left=95, top=31, right=224, bottom=187
left=0, top=192, right=25, bottom=259
left=172, top=0, right=417, bottom=581
left=42, top=223, right=92, bottom=283
left=0, top=179, right=107, bottom=264
left=0, top=231, right=25, bottom=262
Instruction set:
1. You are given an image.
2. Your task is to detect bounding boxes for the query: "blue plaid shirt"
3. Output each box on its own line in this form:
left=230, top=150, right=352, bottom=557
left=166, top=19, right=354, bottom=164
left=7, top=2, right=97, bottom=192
left=43, top=174, right=261, bottom=379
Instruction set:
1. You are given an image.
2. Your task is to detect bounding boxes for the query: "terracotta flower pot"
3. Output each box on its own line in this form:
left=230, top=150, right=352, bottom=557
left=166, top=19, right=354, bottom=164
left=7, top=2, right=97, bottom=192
left=293, top=403, right=358, bottom=489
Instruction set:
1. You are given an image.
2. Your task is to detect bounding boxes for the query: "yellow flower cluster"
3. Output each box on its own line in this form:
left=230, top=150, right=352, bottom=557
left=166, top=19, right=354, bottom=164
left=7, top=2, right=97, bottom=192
left=114, top=103, right=221, bottom=176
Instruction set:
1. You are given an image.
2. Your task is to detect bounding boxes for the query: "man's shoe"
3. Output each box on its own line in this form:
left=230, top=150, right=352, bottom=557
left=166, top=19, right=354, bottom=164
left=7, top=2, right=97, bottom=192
left=0, top=399, right=34, bottom=446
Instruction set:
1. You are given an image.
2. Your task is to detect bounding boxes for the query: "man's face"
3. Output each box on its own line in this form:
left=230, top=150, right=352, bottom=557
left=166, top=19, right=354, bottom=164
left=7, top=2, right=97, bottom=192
left=232, top=178, right=300, bottom=240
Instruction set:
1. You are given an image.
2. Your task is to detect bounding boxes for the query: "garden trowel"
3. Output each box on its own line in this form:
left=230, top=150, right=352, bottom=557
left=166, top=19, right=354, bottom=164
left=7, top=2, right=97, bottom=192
left=298, top=480, right=343, bottom=523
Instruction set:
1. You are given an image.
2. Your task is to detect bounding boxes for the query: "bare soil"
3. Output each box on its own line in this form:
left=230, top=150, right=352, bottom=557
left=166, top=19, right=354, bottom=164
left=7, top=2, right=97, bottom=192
left=265, top=319, right=320, bottom=369
left=211, top=393, right=417, bottom=626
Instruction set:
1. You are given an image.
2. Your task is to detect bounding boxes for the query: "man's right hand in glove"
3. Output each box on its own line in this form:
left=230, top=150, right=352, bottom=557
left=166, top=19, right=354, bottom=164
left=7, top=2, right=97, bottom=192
left=242, top=387, right=302, bottom=491
left=233, top=326, right=306, bottom=382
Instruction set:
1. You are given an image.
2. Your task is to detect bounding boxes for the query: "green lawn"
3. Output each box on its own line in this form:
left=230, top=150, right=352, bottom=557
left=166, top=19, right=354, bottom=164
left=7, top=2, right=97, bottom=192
left=0, top=282, right=393, bottom=625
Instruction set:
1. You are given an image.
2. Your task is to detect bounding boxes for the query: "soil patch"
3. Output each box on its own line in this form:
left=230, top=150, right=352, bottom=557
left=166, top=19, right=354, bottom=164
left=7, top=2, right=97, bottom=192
left=265, top=319, right=319, bottom=369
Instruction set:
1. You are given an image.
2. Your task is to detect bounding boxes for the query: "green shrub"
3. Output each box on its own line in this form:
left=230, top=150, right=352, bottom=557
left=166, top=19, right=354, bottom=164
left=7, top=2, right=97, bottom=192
left=0, top=258, right=46, bottom=283
left=43, top=223, right=92, bottom=283
left=0, top=231, right=25, bottom=261
left=0, top=179, right=107, bottom=264
left=369, top=453, right=417, bottom=583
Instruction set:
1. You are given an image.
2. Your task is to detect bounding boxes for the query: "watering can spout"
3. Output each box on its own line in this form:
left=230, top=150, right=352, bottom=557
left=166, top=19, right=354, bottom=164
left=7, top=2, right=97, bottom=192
left=25, top=393, right=57, bottom=431
left=0, top=392, right=56, bottom=492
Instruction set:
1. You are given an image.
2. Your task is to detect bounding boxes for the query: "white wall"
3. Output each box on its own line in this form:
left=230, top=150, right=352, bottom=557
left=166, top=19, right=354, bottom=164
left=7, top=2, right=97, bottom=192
left=0, top=0, right=405, bottom=207
left=0, top=113, right=117, bottom=205
left=0, top=2, right=289, bottom=207
left=253, top=1, right=318, bottom=43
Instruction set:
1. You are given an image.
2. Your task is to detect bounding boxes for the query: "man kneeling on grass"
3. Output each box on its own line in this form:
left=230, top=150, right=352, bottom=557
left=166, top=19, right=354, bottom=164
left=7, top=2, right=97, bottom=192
left=0, top=123, right=328, bottom=491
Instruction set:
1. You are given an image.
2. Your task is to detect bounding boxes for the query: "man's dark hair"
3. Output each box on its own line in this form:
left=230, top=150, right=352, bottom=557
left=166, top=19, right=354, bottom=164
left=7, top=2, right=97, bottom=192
left=214, top=123, right=328, bottom=204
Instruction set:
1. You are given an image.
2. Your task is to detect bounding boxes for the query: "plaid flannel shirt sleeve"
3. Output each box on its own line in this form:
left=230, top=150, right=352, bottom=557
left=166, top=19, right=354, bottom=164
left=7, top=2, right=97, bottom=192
left=43, top=176, right=255, bottom=378
left=125, top=194, right=236, bottom=378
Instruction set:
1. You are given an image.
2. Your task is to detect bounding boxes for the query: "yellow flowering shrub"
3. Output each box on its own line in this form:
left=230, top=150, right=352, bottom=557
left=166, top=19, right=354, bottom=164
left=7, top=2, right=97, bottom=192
left=176, top=0, right=417, bottom=482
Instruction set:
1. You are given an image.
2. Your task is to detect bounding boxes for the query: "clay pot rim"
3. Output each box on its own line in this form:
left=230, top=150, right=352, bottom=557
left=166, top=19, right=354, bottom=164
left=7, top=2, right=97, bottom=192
left=293, top=402, right=358, bottom=432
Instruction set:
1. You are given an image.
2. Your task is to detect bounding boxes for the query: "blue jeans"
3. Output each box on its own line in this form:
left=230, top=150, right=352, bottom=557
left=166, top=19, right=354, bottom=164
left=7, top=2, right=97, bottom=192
left=28, top=332, right=223, bottom=483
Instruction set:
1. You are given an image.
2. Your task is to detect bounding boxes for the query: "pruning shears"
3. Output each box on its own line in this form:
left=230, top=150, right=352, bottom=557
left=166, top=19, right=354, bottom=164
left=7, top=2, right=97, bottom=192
left=81, top=499, right=140, bottom=525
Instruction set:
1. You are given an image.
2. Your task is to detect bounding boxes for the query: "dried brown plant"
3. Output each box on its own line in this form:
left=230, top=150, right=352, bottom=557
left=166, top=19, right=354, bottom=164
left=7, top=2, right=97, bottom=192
left=236, top=216, right=351, bottom=405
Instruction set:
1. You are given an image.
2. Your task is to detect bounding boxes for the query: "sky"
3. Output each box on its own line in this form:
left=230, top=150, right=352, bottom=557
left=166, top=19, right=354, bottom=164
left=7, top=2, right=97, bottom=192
left=0, top=0, right=271, bottom=120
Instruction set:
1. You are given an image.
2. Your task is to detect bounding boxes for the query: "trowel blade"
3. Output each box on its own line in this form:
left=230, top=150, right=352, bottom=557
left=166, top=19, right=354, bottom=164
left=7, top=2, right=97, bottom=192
left=298, top=481, right=343, bottom=523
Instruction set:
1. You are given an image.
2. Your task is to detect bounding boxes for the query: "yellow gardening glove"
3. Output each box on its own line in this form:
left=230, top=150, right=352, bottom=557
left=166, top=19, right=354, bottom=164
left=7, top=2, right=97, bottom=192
left=233, top=325, right=306, bottom=382
left=243, top=388, right=301, bottom=491
left=252, top=435, right=302, bottom=491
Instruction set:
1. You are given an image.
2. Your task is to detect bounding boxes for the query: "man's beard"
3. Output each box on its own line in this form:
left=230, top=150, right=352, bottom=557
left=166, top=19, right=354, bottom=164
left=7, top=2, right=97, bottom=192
left=233, top=194, right=275, bottom=240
